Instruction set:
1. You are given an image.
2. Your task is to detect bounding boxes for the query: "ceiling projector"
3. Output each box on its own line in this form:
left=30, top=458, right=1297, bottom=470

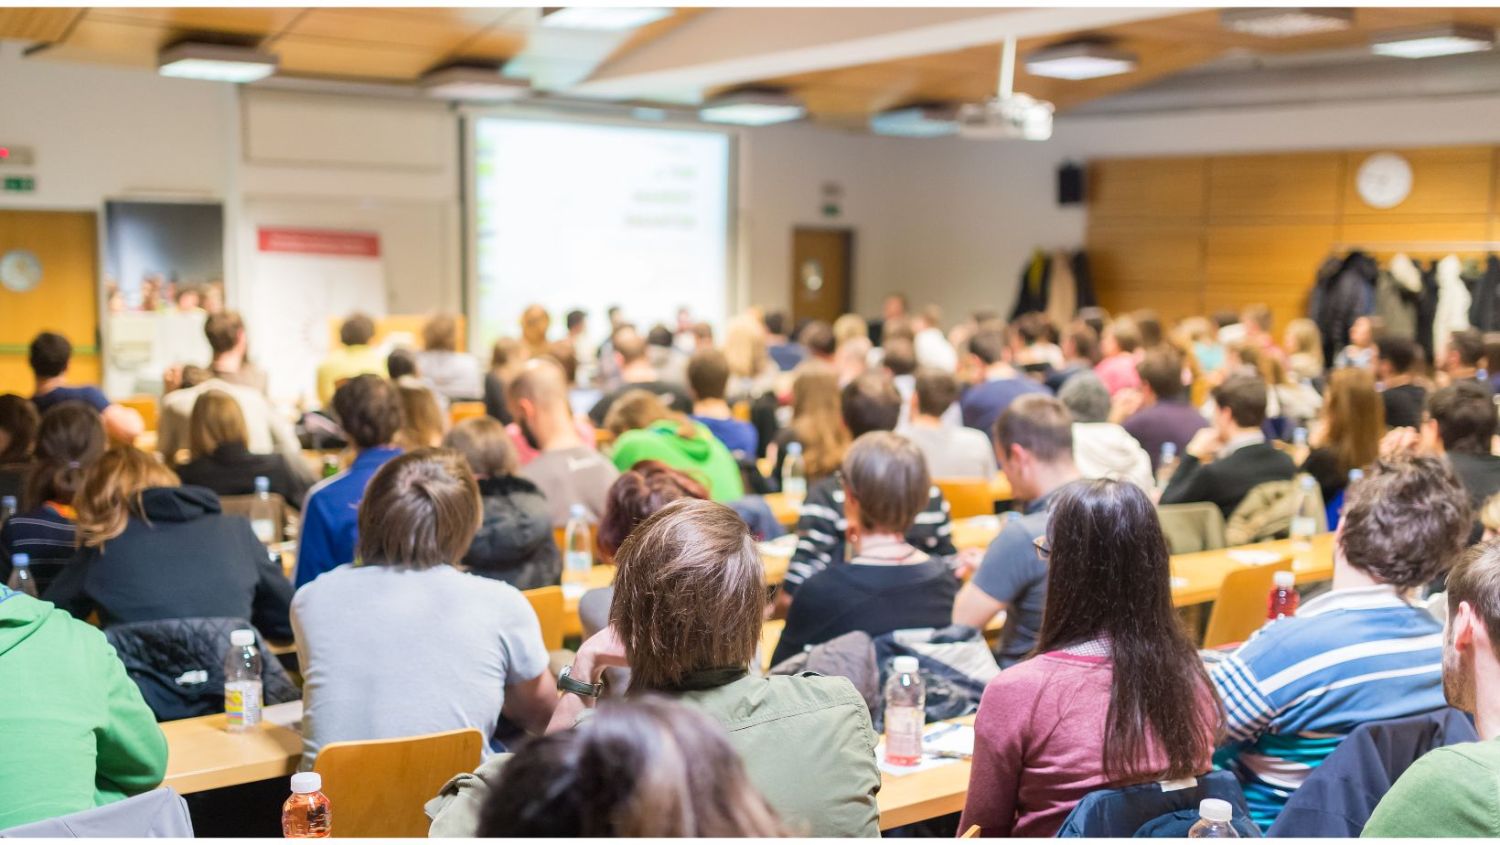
left=955, top=93, right=1055, bottom=141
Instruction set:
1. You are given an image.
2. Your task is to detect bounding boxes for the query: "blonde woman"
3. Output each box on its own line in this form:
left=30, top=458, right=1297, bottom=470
left=722, top=314, right=778, bottom=402
left=416, top=313, right=483, bottom=401
left=45, top=446, right=293, bottom=639
left=766, top=363, right=850, bottom=492
left=177, top=390, right=308, bottom=508
left=1283, top=318, right=1325, bottom=383
left=394, top=377, right=447, bottom=450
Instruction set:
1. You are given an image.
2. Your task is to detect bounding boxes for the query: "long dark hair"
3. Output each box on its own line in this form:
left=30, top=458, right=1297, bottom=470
left=1035, top=479, right=1222, bottom=783
left=25, top=402, right=106, bottom=510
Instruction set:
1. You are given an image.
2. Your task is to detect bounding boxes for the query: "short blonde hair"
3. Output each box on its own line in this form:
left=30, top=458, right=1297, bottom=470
left=833, top=313, right=869, bottom=346
left=443, top=416, right=517, bottom=478
left=188, top=390, right=248, bottom=459
left=394, top=377, right=446, bottom=449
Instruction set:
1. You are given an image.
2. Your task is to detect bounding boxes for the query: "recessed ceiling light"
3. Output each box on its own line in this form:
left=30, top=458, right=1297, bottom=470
left=421, top=66, right=531, bottom=101
left=699, top=90, right=805, bottom=127
left=1372, top=24, right=1496, bottom=59
left=1025, top=43, right=1138, bottom=80
left=870, top=104, right=958, bottom=138
left=1220, top=8, right=1354, bottom=38
left=158, top=42, right=277, bottom=83
left=539, top=7, right=671, bottom=31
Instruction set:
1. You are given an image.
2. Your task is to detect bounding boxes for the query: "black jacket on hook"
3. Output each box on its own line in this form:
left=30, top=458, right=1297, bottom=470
left=1467, top=255, right=1500, bottom=333
left=1309, top=251, right=1378, bottom=365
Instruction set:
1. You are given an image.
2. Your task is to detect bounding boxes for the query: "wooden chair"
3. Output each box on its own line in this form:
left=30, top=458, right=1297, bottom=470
left=523, top=586, right=565, bottom=651
left=961, top=824, right=983, bottom=838
left=732, top=400, right=752, bottom=422
left=448, top=401, right=487, bottom=427
left=312, top=728, right=483, bottom=838
left=935, top=478, right=994, bottom=521
left=1157, top=502, right=1228, bottom=555
left=119, top=394, right=158, bottom=432
left=218, top=493, right=289, bottom=543
left=1202, top=560, right=1288, bottom=650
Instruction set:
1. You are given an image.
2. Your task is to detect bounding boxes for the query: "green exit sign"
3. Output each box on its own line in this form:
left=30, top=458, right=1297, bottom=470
left=3, top=176, right=34, bottom=193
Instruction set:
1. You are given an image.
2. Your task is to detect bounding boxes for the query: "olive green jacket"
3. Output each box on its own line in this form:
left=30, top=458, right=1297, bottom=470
left=426, top=670, right=882, bottom=837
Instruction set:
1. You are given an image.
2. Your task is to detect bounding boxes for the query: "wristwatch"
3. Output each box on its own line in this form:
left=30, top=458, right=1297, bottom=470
left=558, top=665, right=604, bottom=698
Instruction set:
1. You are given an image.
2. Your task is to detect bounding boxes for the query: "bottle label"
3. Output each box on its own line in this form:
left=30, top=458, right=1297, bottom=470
left=252, top=518, right=276, bottom=543
left=225, top=681, right=263, bottom=728
left=884, top=705, right=925, bottom=764
left=565, top=550, right=591, bottom=573
left=1290, top=516, right=1317, bottom=538
left=783, top=477, right=807, bottom=497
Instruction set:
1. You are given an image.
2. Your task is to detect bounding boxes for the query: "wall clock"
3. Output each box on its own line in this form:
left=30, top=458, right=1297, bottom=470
left=0, top=249, right=41, bottom=293
left=1356, top=152, right=1413, bottom=210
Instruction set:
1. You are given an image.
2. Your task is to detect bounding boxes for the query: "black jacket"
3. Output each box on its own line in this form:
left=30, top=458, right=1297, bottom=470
left=1309, top=251, right=1378, bottom=365
left=44, top=486, right=294, bottom=640
left=105, top=617, right=301, bottom=722
left=1159, top=441, right=1297, bottom=519
left=462, top=475, right=560, bottom=591
left=175, top=444, right=309, bottom=510
left=1469, top=255, right=1500, bottom=333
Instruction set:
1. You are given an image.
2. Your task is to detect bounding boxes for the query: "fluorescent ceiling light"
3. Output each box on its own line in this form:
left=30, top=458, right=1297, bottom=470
left=1025, top=43, right=1138, bottom=80
left=158, top=42, right=277, bottom=83
left=699, top=91, right=805, bottom=127
left=1220, top=8, right=1353, bottom=38
left=1372, top=25, right=1496, bottom=59
left=870, top=105, right=958, bottom=138
left=421, top=66, right=531, bottom=101
left=540, top=7, right=671, bottom=31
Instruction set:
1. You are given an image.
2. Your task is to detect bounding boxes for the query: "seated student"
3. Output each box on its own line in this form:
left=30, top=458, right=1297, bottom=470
left=1210, top=455, right=1469, bottom=829
left=1044, top=321, right=1100, bottom=394
left=0, top=404, right=106, bottom=588
left=1159, top=373, right=1296, bottom=518
left=766, top=362, right=848, bottom=491
left=603, top=390, right=743, bottom=502
left=415, top=313, right=483, bottom=401
left=483, top=337, right=524, bottom=426
left=1057, top=372, right=1153, bottom=490
left=44, top=446, right=294, bottom=641
left=904, top=368, right=996, bottom=479
left=0, top=586, right=167, bottom=830
left=1377, top=336, right=1427, bottom=429
left=764, top=310, right=806, bottom=372
left=781, top=373, right=957, bottom=611
left=510, top=359, right=618, bottom=526
left=953, top=396, right=1081, bottom=667
left=293, top=449, right=556, bottom=767
left=385, top=347, right=419, bottom=381
left=393, top=377, right=447, bottom=450
left=295, top=375, right=403, bottom=589
left=1425, top=381, right=1500, bottom=528
left=1334, top=314, right=1380, bottom=371
left=427, top=498, right=881, bottom=837
left=157, top=370, right=308, bottom=481
left=1365, top=542, right=1500, bottom=837
left=443, top=417, right=559, bottom=591
left=961, top=480, right=1220, bottom=837
left=1443, top=328, right=1493, bottom=393
left=1300, top=368, right=1382, bottom=509
left=28, top=332, right=143, bottom=444
left=175, top=390, right=309, bottom=510
left=202, top=310, right=268, bottom=395
left=587, top=326, right=692, bottom=427
left=477, top=697, right=785, bottom=837
left=0, top=394, right=40, bottom=500
left=686, top=348, right=757, bottom=458
left=959, top=328, right=1051, bottom=440
left=316, top=313, right=388, bottom=409
left=772, top=432, right=959, bottom=665
left=1121, top=346, right=1207, bottom=471
left=1093, top=316, right=1144, bottom=396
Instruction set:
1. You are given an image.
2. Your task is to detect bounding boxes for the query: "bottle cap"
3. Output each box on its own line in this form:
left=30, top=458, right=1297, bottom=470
left=230, top=629, right=256, bottom=647
left=569, top=503, right=588, bottom=518
left=1161, top=442, right=1177, bottom=458
left=892, top=656, right=919, bottom=675
left=1348, top=468, right=1365, bottom=482
left=1, top=495, right=15, bottom=508
left=1293, top=427, right=1308, bottom=445
left=11, top=553, right=28, bottom=567
left=1299, top=474, right=1316, bottom=490
left=290, top=772, right=322, bottom=794
left=1273, top=571, right=1295, bottom=589
left=254, top=476, right=270, bottom=494
left=786, top=441, right=803, bottom=456
left=1199, top=798, right=1233, bottom=823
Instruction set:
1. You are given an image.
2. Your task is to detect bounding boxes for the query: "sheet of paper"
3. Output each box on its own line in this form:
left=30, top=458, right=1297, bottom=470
left=875, top=723, right=975, bottom=777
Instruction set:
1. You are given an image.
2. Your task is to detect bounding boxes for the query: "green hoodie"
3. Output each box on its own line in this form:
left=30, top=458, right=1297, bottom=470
left=0, top=588, right=167, bottom=830
left=610, top=419, right=746, bottom=501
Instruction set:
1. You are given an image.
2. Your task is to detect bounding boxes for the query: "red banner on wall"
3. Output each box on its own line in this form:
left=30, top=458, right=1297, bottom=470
left=257, top=227, right=381, bottom=257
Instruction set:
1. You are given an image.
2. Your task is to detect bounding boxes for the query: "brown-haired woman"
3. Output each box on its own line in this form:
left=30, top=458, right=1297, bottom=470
left=960, top=479, right=1221, bottom=836
left=766, top=362, right=849, bottom=492
left=415, top=313, right=483, bottom=402
left=0, top=403, right=106, bottom=590
left=430, top=498, right=881, bottom=837
left=443, top=417, right=559, bottom=590
left=43, top=446, right=294, bottom=640
left=1302, top=367, right=1384, bottom=510
left=0, top=393, right=40, bottom=497
left=393, top=377, right=446, bottom=450
left=291, top=448, right=557, bottom=768
left=478, top=696, right=786, bottom=837
left=176, top=390, right=309, bottom=509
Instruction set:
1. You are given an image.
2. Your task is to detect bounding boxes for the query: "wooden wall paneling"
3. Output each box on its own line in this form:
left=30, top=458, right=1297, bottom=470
left=1086, top=222, right=1205, bottom=321
left=1088, top=158, right=1208, bottom=222
left=1335, top=217, right=1493, bottom=261
left=1203, top=222, right=1340, bottom=331
left=1343, top=146, right=1494, bottom=217
left=0, top=210, right=100, bottom=396
left=1207, top=153, right=1343, bottom=222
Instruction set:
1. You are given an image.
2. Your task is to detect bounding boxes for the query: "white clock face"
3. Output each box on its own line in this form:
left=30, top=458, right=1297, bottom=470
left=0, top=249, right=42, bottom=293
left=1356, top=152, right=1413, bottom=210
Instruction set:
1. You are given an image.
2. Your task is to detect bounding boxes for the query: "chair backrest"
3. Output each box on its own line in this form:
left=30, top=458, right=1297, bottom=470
left=119, top=394, right=159, bottom=433
left=218, top=492, right=289, bottom=543
left=1157, top=502, right=1227, bottom=554
left=0, top=788, right=193, bottom=837
left=732, top=400, right=752, bottom=422
left=1201, top=561, right=1287, bottom=650
left=523, top=585, right=564, bottom=651
left=313, top=728, right=484, bottom=838
left=448, top=401, right=487, bottom=427
left=934, top=478, right=993, bottom=520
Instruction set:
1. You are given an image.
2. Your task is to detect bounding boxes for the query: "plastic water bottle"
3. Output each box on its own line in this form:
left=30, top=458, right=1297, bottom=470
left=1289, top=474, right=1320, bottom=549
left=563, top=504, right=593, bottom=592
left=783, top=442, right=807, bottom=497
left=0, top=495, right=16, bottom=531
left=883, top=656, right=925, bottom=767
left=321, top=456, right=340, bottom=480
left=1267, top=571, right=1300, bottom=620
left=1155, top=442, right=1179, bottom=490
left=223, top=629, right=263, bottom=733
left=282, top=772, right=332, bottom=838
left=250, top=476, right=277, bottom=544
left=1348, top=467, right=1364, bottom=486
left=7, top=553, right=37, bottom=597
left=1187, top=798, right=1239, bottom=838
left=1291, top=426, right=1310, bottom=464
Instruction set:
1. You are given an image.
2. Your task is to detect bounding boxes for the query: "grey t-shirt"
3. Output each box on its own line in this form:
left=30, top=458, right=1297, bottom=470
left=291, top=564, right=550, bottom=767
left=969, top=494, right=1054, bottom=667
left=519, top=446, right=620, bottom=527
left=904, top=424, right=998, bottom=480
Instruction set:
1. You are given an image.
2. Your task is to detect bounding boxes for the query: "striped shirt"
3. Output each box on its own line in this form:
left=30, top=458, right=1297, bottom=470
left=782, top=473, right=955, bottom=595
left=1209, top=584, right=1445, bottom=829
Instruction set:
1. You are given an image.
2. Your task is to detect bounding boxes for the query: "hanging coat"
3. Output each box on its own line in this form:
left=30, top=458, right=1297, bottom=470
left=1467, top=255, right=1500, bottom=333
left=1375, top=253, right=1423, bottom=341
left=1433, top=254, right=1472, bottom=362
left=1044, top=249, right=1077, bottom=329
left=1071, top=250, right=1097, bottom=309
left=1417, top=260, right=1441, bottom=364
left=1309, top=251, right=1377, bottom=365
left=1011, top=249, right=1051, bottom=318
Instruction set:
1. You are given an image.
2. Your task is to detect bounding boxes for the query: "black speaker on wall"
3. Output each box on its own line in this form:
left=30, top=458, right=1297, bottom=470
left=1058, top=162, right=1085, bottom=205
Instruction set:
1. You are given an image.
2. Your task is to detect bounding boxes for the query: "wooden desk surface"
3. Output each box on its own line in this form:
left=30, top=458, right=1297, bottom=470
left=162, top=701, right=304, bottom=794
left=1169, top=534, right=1335, bottom=607
left=876, top=716, right=976, bottom=831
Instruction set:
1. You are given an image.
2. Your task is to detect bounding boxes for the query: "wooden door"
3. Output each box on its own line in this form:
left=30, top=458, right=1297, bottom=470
left=0, top=210, right=100, bottom=395
left=791, top=227, right=853, bottom=325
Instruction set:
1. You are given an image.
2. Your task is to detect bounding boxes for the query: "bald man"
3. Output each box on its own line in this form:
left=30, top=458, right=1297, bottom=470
left=512, top=358, right=620, bottom=526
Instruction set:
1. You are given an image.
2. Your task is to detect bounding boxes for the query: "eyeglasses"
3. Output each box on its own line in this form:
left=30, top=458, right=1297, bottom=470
left=1032, top=536, right=1051, bottom=562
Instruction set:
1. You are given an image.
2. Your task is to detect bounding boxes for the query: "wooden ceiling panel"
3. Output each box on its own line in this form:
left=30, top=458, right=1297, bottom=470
left=0, top=8, right=83, bottom=42
left=84, top=7, right=300, bottom=37
left=452, top=27, right=529, bottom=62
left=285, top=7, right=510, bottom=52
left=34, top=17, right=175, bottom=67
left=271, top=36, right=442, bottom=81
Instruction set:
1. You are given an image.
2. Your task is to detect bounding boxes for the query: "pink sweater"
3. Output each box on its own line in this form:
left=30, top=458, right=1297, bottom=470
left=958, top=652, right=1213, bottom=838
left=1094, top=353, right=1141, bottom=396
